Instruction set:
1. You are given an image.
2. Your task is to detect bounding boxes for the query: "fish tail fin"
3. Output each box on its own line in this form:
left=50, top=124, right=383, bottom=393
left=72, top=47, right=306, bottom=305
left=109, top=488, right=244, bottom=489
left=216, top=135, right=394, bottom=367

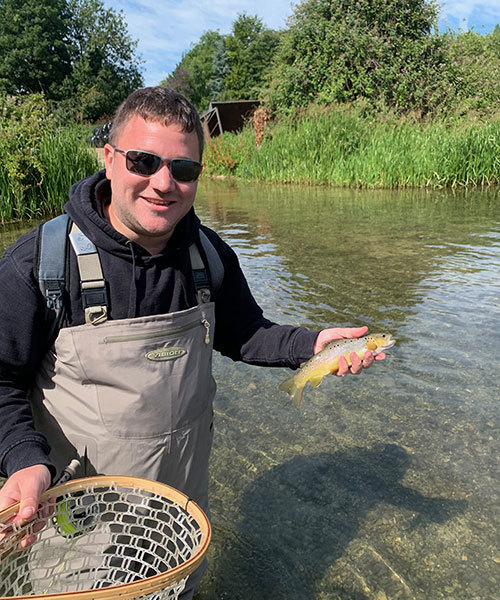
left=279, top=376, right=305, bottom=408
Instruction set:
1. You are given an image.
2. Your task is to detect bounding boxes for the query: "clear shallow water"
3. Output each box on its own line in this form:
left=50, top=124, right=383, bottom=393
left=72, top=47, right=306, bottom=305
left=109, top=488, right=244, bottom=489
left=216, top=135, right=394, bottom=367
left=1, top=184, right=498, bottom=599
left=193, top=182, right=499, bottom=600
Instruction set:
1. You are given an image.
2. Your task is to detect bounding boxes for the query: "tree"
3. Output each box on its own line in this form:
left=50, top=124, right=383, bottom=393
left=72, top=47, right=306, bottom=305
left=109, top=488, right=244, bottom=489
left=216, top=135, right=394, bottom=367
left=0, top=0, right=72, bottom=99
left=208, top=37, right=230, bottom=102
left=268, top=0, right=452, bottom=114
left=163, top=30, right=224, bottom=111
left=164, top=14, right=281, bottom=110
left=0, top=0, right=143, bottom=121
left=61, top=0, right=143, bottom=121
left=224, top=13, right=281, bottom=100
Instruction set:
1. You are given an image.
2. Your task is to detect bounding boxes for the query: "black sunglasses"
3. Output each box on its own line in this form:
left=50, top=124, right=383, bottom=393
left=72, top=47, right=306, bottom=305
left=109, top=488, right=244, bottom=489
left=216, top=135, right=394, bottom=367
left=113, top=147, right=202, bottom=182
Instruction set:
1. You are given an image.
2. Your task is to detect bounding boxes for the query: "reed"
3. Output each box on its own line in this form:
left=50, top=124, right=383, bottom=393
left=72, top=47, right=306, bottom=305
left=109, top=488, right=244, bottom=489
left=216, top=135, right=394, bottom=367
left=0, top=124, right=99, bottom=223
left=203, top=106, right=500, bottom=188
left=37, top=126, right=100, bottom=216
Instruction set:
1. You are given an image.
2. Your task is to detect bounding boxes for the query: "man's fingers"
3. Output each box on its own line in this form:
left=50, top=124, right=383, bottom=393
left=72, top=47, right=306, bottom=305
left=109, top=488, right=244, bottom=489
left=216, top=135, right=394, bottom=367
left=19, top=534, right=37, bottom=549
left=349, top=352, right=363, bottom=374
left=16, top=498, right=39, bottom=523
left=314, top=326, right=369, bottom=354
left=336, top=326, right=368, bottom=339
left=0, top=488, right=20, bottom=513
left=337, top=355, right=349, bottom=376
left=337, top=351, right=379, bottom=376
left=362, top=351, right=375, bottom=368
left=39, top=498, right=56, bottom=520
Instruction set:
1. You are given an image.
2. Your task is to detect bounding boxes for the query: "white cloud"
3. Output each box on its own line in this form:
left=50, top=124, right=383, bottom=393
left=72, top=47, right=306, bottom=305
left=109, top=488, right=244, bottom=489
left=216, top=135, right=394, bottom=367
left=439, top=1, right=499, bottom=31
left=103, top=0, right=293, bottom=84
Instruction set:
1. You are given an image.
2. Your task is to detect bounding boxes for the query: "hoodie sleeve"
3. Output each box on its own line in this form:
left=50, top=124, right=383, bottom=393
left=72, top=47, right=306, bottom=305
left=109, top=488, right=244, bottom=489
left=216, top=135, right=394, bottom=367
left=202, top=227, right=319, bottom=369
left=0, top=232, right=56, bottom=478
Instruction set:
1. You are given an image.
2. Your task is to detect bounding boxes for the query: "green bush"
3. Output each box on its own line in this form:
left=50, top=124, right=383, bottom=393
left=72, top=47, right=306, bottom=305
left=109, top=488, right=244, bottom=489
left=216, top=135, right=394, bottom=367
left=441, top=27, right=500, bottom=116
left=266, top=0, right=452, bottom=115
left=0, top=93, right=99, bottom=222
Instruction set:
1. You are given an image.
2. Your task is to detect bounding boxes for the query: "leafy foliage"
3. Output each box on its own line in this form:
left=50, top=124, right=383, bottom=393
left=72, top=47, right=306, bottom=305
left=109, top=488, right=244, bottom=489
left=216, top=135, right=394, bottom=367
left=163, top=31, right=225, bottom=111
left=0, top=93, right=98, bottom=221
left=223, top=14, right=281, bottom=100
left=163, top=14, right=281, bottom=111
left=208, top=38, right=231, bottom=102
left=60, top=0, right=143, bottom=122
left=0, top=0, right=72, bottom=99
left=441, top=26, right=500, bottom=115
left=0, top=94, right=50, bottom=207
left=0, top=0, right=143, bottom=122
left=267, top=0, right=452, bottom=114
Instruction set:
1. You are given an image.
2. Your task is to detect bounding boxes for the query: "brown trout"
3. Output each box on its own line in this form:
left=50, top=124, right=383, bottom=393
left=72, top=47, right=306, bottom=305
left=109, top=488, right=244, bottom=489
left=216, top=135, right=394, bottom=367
left=279, top=333, right=395, bottom=407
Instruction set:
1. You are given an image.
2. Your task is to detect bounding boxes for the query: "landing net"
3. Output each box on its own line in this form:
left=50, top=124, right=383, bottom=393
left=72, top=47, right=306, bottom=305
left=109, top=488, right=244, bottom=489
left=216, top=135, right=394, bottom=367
left=0, top=476, right=210, bottom=600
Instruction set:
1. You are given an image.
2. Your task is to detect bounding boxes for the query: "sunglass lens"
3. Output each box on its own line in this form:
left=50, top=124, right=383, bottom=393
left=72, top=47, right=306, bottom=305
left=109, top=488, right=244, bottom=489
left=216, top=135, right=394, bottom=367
left=170, top=160, right=202, bottom=182
left=124, top=151, right=201, bottom=181
left=126, top=151, right=161, bottom=175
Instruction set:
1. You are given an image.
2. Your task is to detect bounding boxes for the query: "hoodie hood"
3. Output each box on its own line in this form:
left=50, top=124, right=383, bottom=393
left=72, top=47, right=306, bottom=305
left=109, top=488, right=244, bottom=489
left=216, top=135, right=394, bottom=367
left=64, top=170, right=201, bottom=261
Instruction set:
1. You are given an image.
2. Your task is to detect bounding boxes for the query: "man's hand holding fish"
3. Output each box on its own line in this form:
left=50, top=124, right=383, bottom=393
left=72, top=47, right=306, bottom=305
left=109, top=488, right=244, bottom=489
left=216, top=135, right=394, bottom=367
left=313, top=326, right=386, bottom=376
left=279, top=326, right=396, bottom=406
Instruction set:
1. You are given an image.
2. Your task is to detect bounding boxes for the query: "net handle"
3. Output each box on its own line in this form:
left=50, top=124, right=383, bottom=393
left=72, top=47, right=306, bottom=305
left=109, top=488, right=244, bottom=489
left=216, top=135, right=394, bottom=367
left=0, top=475, right=211, bottom=600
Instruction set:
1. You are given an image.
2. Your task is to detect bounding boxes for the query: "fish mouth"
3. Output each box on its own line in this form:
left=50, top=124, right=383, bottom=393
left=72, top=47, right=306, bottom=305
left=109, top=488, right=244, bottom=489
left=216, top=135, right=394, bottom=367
left=380, top=339, right=396, bottom=351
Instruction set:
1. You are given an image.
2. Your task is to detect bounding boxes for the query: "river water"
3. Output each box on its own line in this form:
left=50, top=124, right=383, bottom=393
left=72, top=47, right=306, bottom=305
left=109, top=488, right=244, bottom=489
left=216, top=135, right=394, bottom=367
left=1, top=182, right=498, bottom=599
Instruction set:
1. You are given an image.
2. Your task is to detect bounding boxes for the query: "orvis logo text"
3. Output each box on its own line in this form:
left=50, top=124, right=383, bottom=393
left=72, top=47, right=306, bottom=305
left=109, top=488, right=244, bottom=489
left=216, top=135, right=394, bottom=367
left=145, top=347, right=187, bottom=361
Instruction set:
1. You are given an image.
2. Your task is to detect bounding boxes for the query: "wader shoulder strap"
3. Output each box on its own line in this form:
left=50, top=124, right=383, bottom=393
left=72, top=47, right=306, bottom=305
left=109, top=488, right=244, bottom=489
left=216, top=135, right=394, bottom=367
left=68, top=223, right=108, bottom=325
left=39, top=218, right=222, bottom=322
left=199, top=230, right=224, bottom=291
left=189, top=230, right=224, bottom=304
left=37, top=214, right=70, bottom=332
left=38, top=214, right=108, bottom=328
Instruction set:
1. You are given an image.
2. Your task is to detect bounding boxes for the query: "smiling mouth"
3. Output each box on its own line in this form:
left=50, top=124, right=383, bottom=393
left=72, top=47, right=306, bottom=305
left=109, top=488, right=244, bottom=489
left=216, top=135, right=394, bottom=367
left=143, top=197, right=175, bottom=207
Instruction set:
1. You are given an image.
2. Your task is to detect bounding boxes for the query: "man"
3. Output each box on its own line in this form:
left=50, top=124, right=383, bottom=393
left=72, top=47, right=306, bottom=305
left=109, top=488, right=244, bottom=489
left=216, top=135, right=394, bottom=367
left=0, top=87, right=385, bottom=597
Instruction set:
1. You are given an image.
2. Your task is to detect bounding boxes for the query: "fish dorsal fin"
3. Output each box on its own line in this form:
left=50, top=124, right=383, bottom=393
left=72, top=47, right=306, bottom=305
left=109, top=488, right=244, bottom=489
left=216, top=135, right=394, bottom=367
left=309, top=374, right=324, bottom=388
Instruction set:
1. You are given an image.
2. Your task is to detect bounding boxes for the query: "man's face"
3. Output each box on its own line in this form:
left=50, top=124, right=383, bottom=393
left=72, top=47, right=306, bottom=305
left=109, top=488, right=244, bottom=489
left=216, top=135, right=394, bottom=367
left=103, top=115, right=201, bottom=254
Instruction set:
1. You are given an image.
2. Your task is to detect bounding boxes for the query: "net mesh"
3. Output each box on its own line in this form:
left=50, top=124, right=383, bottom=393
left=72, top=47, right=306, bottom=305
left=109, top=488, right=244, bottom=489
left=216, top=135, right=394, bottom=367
left=0, top=478, right=209, bottom=599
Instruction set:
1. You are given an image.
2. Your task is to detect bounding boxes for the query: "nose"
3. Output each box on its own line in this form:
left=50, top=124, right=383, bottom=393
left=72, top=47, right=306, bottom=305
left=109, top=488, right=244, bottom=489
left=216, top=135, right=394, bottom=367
left=150, top=162, right=175, bottom=191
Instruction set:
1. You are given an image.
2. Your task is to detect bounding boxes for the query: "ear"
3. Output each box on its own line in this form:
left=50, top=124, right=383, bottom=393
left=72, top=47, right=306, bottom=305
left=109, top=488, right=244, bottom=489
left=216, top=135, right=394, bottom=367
left=103, top=144, right=115, bottom=179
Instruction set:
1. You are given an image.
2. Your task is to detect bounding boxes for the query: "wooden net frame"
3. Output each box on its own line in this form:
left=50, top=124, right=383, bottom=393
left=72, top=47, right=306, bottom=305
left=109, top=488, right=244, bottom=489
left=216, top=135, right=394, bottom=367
left=0, top=476, right=211, bottom=599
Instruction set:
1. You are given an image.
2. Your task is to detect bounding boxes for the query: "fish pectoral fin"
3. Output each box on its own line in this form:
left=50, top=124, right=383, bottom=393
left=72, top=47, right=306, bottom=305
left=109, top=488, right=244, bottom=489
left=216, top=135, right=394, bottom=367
left=366, top=340, right=378, bottom=351
left=309, top=374, right=325, bottom=388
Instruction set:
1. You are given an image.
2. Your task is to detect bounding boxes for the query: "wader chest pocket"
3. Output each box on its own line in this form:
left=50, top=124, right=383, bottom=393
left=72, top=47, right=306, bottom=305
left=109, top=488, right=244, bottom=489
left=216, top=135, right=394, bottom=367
left=102, top=319, right=210, bottom=345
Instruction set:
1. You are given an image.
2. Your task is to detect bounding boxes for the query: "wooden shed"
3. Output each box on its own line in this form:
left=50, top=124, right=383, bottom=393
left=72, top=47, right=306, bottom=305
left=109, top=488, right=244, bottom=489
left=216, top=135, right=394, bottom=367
left=201, top=100, right=260, bottom=138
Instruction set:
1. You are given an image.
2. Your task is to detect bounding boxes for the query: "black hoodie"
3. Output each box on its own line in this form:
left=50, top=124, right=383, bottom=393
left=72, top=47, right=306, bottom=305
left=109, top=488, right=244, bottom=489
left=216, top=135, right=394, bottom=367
left=0, top=171, right=317, bottom=478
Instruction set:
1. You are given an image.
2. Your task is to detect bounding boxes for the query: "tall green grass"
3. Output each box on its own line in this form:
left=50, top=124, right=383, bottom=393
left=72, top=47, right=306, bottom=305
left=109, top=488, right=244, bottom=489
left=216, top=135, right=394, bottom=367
left=0, top=126, right=99, bottom=223
left=0, top=94, right=100, bottom=224
left=203, top=106, right=500, bottom=188
left=36, top=126, right=100, bottom=217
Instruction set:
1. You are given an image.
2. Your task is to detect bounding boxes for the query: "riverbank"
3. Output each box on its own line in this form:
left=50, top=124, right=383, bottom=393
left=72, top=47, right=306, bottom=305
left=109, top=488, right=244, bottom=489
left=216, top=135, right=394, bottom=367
left=203, top=106, right=500, bottom=189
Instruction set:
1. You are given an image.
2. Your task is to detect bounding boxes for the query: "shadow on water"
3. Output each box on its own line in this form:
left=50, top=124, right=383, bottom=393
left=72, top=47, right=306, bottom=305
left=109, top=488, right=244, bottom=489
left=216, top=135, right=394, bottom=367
left=206, top=444, right=466, bottom=600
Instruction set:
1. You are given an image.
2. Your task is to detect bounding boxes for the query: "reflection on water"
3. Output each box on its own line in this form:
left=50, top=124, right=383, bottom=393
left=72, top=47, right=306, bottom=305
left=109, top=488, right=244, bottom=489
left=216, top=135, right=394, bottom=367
left=193, top=181, right=499, bottom=600
left=1, top=183, right=498, bottom=599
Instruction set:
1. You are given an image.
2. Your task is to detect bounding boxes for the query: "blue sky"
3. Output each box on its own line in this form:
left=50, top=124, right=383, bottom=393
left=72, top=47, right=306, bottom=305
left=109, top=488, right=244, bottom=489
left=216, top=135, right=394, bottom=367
left=102, top=0, right=499, bottom=87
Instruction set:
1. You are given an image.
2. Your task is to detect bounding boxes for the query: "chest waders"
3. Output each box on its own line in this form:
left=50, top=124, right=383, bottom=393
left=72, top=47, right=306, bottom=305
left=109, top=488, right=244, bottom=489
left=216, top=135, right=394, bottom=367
left=29, top=215, right=223, bottom=598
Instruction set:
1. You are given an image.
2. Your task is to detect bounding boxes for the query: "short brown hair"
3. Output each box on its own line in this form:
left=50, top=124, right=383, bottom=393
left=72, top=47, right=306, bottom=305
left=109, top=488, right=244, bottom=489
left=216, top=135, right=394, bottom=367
left=109, top=87, right=204, bottom=159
